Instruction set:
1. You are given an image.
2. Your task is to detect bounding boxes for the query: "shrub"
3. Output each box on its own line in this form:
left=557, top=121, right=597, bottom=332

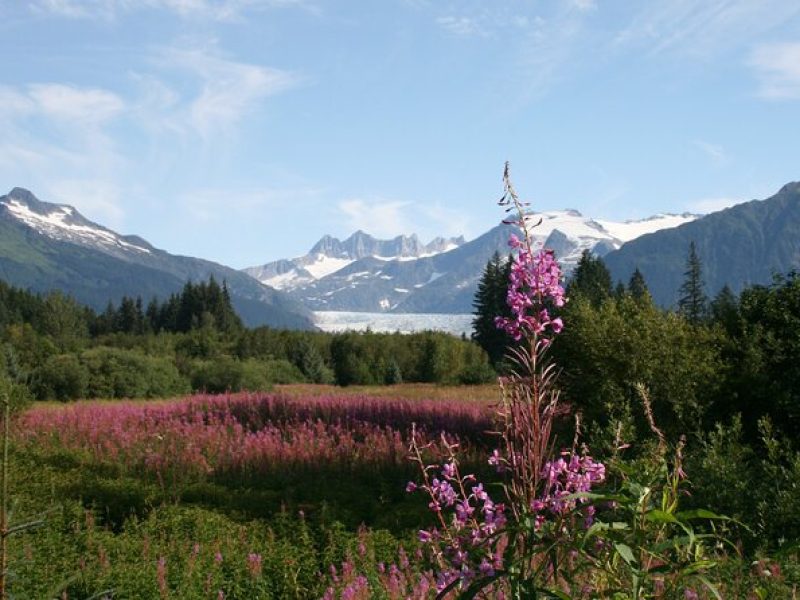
left=31, top=354, right=89, bottom=401
left=81, top=347, right=189, bottom=399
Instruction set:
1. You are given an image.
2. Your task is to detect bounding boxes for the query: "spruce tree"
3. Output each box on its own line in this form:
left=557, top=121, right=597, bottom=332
left=567, top=250, right=612, bottom=307
left=678, top=241, right=708, bottom=324
left=472, top=252, right=510, bottom=367
left=710, top=284, right=738, bottom=330
left=628, top=268, right=650, bottom=301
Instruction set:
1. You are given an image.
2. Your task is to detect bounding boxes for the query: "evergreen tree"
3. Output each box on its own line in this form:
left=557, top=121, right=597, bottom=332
left=710, top=284, right=738, bottom=331
left=567, top=250, right=612, bottom=307
left=471, top=252, right=511, bottom=366
left=678, top=241, right=708, bottom=324
left=628, top=268, right=650, bottom=301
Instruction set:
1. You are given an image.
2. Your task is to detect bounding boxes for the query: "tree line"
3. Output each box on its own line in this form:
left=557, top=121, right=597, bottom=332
left=472, top=245, right=800, bottom=443
left=0, top=276, right=495, bottom=402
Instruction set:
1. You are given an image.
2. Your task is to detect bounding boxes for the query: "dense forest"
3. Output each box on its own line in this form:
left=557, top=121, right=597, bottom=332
left=0, top=276, right=494, bottom=403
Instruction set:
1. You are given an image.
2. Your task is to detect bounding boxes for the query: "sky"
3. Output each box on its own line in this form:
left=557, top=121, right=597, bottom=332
left=1, top=0, right=799, bottom=268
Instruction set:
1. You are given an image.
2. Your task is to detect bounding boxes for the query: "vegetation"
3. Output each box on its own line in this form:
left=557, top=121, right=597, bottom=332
left=0, top=278, right=495, bottom=403
left=1, top=189, right=800, bottom=595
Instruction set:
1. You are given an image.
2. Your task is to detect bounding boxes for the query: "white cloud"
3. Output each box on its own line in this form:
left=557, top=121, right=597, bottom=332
left=27, top=84, right=125, bottom=125
left=692, top=140, right=729, bottom=166
left=338, top=199, right=414, bottom=238
left=155, top=45, right=301, bottom=138
left=29, top=0, right=314, bottom=21
left=337, top=198, right=471, bottom=241
left=0, top=86, right=36, bottom=120
left=570, top=0, right=596, bottom=11
left=0, top=83, right=124, bottom=127
left=687, top=196, right=743, bottom=214
left=436, top=16, right=488, bottom=37
left=748, top=42, right=800, bottom=100
left=616, top=1, right=800, bottom=58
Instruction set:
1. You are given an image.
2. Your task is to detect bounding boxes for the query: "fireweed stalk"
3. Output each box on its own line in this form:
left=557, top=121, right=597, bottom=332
left=407, top=164, right=606, bottom=598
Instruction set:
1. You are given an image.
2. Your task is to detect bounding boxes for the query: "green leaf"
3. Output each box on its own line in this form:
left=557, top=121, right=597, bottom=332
left=675, top=509, right=730, bottom=521
left=613, top=542, right=637, bottom=566
left=644, top=509, right=679, bottom=524
left=697, top=574, right=723, bottom=599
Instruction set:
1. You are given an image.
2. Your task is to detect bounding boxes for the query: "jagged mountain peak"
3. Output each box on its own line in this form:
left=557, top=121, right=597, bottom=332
left=244, top=230, right=467, bottom=290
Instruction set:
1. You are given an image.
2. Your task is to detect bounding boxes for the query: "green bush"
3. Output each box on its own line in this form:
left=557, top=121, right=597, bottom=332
left=31, top=354, right=89, bottom=401
left=81, top=347, right=189, bottom=399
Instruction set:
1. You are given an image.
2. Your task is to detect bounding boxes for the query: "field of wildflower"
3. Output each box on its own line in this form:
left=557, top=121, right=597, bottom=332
left=1, top=168, right=798, bottom=598
left=3, top=388, right=502, bottom=598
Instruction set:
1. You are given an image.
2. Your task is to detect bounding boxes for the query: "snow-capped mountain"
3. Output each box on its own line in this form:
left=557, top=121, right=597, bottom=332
left=242, top=209, right=697, bottom=314
left=0, top=187, right=314, bottom=329
left=244, top=231, right=465, bottom=291
left=1, top=187, right=155, bottom=259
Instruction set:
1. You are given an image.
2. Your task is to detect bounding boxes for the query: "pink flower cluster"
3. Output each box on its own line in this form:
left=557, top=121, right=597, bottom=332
left=323, top=547, right=436, bottom=600
left=495, top=233, right=566, bottom=341
left=532, top=451, right=606, bottom=529
left=408, top=459, right=507, bottom=594
left=16, top=392, right=494, bottom=488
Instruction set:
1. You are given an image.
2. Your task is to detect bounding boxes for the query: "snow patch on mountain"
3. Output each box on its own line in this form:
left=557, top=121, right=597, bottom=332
left=2, top=197, right=151, bottom=254
left=594, top=213, right=697, bottom=243
left=244, top=232, right=465, bottom=290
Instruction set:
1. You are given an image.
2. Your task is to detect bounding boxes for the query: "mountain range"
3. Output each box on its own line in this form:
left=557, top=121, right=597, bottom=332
left=245, top=211, right=697, bottom=314
left=1, top=182, right=798, bottom=328
left=0, top=188, right=314, bottom=329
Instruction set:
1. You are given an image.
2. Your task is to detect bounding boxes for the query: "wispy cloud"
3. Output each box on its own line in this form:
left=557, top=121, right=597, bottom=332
left=692, top=139, right=729, bottom=166
left=615, top=0, right=800, bottom=58
left=28, top=0, right=315, bottom=21
left=28, top=84, right=125, bottom=125
left=153, top=44, right=301, bottom=138
left=436, top=15, right=488, bottom=37
left=0, top=83, right=124, bottom=125
left=338, top=199, right=414, bottom=238
left=337, top=197, right=471, bottom=240
left=748, top=42, right=800, bottom=100
left=181, top=186, right=323, bottom=221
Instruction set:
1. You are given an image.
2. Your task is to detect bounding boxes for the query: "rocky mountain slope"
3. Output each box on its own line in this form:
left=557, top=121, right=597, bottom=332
left=246, top=210, right=697, bottom=314
left=0, top=188, right=314, bottom=329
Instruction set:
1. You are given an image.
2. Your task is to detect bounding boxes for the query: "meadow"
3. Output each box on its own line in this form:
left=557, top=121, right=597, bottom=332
left=4, top=387, right=498, bottom=598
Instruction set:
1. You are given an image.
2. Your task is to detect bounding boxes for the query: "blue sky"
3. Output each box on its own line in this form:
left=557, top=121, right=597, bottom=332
left=1, top=0, right=799, bottom=268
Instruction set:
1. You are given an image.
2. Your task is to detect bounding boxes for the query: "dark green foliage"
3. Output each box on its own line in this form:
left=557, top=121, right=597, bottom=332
left=471, top=252, right=512, bottom=366
left=80, top=347, right=189, bottom=399
left=290, top=336, right=334, bottom=384
left=31, top=354, right=89, bottom=401
left=711, top=272, right=800, bottom=438
left=628, top=267, right=649, bottom=301
left=567, top=249, right=613, bottom=307
left=690, top=416, right=800, bottom=553
left=553, top=294, right=722, bottom=436
left=710, top=284, right=738, bottom=329
left=678, top=241, right=708, bottom=324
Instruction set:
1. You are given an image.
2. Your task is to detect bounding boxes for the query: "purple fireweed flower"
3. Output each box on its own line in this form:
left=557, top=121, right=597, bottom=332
left=495, top=240, right=567, bottom=340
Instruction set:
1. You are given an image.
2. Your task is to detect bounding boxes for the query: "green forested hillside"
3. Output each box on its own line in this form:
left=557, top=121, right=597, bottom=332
left=604, top=182, right=800, bottom=307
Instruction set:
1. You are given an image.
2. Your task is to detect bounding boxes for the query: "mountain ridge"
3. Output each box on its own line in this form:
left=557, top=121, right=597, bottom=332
left=0, top=188, right=315, bottom=329
left=603, top=181, right=800, bottom=307
left=244, top=210, right=698, bottom=314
